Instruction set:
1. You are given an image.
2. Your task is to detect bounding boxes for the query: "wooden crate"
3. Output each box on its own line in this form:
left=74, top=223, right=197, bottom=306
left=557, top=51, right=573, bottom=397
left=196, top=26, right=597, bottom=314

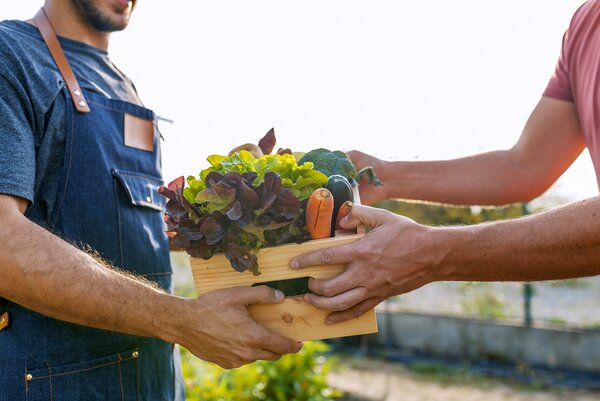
left=190, top=233, right=378, bottom=342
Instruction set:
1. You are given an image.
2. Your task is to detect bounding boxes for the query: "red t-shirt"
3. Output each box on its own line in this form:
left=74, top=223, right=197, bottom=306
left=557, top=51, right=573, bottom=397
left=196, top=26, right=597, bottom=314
left=544, top=0, right=600, bottom=187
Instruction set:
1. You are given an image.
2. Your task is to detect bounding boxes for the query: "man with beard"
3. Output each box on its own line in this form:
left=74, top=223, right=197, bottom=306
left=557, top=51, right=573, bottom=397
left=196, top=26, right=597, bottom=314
left=0, top=1, right=301, bottom=399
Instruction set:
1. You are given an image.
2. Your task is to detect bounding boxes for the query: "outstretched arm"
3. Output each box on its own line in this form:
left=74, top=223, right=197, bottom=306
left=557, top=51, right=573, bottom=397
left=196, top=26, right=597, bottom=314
left=351, top=97, right=585, bottom=206
left=0, top=195, right=301, bottom=368
left=290, top=198, right=600, bottom=324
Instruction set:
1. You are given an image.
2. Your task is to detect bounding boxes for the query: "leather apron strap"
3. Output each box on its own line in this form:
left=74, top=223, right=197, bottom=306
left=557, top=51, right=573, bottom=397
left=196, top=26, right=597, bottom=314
left=33, top=8, right=91, bottom=113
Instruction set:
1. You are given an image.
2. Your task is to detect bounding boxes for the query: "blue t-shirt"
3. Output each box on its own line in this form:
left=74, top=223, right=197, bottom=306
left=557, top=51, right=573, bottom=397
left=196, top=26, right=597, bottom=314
left=0, top=20, right=142, bottom=224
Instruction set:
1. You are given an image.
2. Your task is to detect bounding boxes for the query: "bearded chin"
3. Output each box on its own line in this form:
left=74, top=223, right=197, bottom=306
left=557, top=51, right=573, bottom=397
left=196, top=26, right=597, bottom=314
left=69, top=0, right=129, bottom=32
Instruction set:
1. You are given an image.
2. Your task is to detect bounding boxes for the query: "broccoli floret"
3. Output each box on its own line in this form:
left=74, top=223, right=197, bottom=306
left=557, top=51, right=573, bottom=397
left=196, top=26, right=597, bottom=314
left=298, top=148, right=382, bottom=186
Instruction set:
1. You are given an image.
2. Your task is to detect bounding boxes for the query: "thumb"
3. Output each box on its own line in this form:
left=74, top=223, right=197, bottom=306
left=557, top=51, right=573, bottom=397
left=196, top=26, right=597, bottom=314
left=339, top=204, right=391, bottom=229
left=234, top=286, right=285, bottom=306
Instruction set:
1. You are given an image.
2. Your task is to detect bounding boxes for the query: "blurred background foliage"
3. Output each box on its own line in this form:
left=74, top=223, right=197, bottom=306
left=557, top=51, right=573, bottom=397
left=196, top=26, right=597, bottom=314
left=181, top=341, right=342, bottom=401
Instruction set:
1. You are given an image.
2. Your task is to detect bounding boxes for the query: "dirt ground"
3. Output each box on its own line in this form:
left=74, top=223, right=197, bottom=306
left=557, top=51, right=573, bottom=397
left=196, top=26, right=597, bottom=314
left=327, top=357, right=600, bottom=401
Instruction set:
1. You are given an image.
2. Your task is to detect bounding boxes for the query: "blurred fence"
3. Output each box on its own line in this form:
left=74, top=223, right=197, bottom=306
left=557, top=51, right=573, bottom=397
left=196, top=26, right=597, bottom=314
left=376, top=200, right=600, bottom=331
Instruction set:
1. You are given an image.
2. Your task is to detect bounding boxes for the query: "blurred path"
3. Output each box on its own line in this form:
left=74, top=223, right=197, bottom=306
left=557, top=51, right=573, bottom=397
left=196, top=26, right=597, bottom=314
left=328, top=357, right=600, bottom=401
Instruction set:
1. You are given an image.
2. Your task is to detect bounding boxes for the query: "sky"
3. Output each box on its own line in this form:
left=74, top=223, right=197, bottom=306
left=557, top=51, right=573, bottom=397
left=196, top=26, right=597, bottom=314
left=1, top=0, right=596, bottom=205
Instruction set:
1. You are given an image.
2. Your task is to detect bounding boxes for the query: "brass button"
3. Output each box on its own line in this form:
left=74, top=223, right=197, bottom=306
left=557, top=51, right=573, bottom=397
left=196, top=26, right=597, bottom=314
left=78, top=100, right=86, bottom=107
left=145, top=196, right=152, bottom=203
left=74, top=89, right=81, bottom=96
left=26, top=373, right=33, bottom=381
left=0, top=312, right=9, bottom=331
left=132, top=351, right=139, bottom=358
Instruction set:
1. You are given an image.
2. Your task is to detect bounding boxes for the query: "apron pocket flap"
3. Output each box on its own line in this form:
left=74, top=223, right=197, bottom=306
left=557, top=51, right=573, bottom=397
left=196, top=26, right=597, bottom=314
left=113, top=169, right=164, bottom=211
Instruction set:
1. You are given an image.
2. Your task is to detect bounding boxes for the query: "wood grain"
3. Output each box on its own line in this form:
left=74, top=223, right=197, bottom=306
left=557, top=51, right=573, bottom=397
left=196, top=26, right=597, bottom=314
left=190, top=232, right=379, bottom=341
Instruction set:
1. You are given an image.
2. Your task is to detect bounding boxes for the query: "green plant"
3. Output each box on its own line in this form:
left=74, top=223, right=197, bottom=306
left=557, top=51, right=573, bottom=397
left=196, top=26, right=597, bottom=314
left=181, top=341, right=343, bottom=401
left=459, top=283, right=507, bottom=319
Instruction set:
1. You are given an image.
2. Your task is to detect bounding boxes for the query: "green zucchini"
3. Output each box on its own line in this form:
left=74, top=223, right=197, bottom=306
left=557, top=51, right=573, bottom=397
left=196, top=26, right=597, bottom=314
left=326, top=175, right=354, bottom=235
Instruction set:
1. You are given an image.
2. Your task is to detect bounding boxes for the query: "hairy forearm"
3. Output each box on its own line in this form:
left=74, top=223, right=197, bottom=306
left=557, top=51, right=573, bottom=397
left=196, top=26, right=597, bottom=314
left=0, top=211, right=184, bottom=342
left=378, top=149, right=544, bottom=206
left=434, top=197, right=600, bottom=281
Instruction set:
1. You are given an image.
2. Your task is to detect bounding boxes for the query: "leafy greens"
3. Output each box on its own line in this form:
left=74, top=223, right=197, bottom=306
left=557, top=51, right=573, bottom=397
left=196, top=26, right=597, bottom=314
left=159, top=151, right=328, bottom=275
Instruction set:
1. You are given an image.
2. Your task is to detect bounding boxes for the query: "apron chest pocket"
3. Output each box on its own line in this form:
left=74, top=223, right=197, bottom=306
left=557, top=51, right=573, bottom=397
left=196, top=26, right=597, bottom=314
left=25, top=348, right=140, bottom=401
left=111, top=169, right=171, bottom=278
left=112, top=169, right=165, bottom=211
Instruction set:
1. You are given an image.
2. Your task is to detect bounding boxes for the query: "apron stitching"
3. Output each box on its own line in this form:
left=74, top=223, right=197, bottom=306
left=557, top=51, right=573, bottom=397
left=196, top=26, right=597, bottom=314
left=50, top=102, right=75, bottom=229
left=87, top=98, right=152, bottom=118
left=113, top=179, right=125, bottom=266
left=118, top=354, right=125, bottom=401
left=114, top=170, right=162, bottom=181
left=47, top=364, right=53, bottom=401
left=142, top=272, right=172, bottom=277
left=136, top=348, right=141, bottom=401
left=26, top=357, right=136, bottom=380
left=24, top=367, right=29, bottom=401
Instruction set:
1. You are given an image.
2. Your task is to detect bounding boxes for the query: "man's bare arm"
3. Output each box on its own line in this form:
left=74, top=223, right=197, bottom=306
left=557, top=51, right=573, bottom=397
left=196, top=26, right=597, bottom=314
left=350, top=97, right=585, bottom=206
left=0, top=195, right=301, bottom=368
left=290, top=199, right=600, bottom=323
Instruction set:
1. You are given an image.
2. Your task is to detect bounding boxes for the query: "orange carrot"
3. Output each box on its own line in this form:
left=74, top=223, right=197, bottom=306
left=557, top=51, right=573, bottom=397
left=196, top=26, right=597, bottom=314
left=335, top=200, right=354, bottom=230
left=306, top=188, right=334, bottom=239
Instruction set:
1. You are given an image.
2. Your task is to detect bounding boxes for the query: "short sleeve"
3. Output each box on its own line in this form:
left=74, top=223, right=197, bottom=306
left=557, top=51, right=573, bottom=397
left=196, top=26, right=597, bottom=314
left=543, top=31, right=573, bottom=102
left=0, top=67, right=36, bottom=203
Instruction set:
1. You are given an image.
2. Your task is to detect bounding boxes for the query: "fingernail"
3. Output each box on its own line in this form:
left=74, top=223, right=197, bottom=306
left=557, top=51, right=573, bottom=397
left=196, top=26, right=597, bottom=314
left=290, top=258, right=299, bottom=269
left=274, top=290, right=285, bottom=301
left=325, top=318, right=336, bottom=325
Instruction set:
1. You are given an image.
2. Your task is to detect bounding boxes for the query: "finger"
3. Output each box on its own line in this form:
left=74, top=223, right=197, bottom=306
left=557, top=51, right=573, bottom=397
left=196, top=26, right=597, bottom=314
left=339, top=204, right=391, bottom=229
left=305, top=286, right=369, bottom=312
left=260, top=331, right=303, bottom=355
left=289, top=242, right=355, bottom=269
left=254, top=349, right=284, bottom=362
left=325, top=297, right=381, bottom=325
left=307, top=269, right=360, bottom=297
left=346, top=150, right=367, bottom=170
left=234, top=286, right=285, bottom=306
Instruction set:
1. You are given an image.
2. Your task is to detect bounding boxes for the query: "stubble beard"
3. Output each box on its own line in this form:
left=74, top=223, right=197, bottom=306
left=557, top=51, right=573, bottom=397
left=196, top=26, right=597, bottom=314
left=69, top=0, right=129, bottom=33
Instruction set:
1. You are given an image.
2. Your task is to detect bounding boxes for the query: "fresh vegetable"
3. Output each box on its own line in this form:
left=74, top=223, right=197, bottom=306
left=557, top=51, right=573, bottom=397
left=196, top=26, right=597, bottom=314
left=257, top=127, right=276, bottom=155
left=184, top=151, right=328, bottom=205
left=159, top=151, right=329, bottom=275
left=326, top=175, right=354, bottom=234
left=298, top=148, right=382, bottom=186
left=228, top=143, right=263, bottom=158
left=305, top=188, right=334, bottom=240
left=335, top=200, right=353, bottom=230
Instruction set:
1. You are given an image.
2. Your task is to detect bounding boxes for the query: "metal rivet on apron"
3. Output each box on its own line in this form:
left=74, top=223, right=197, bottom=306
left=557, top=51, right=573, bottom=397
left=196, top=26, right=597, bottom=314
left=132, top=351, right=139, bottom=358
left=0, top=312, right=8, bottom=331
left=78, top=100, right=86, bottom=107
left=25, top=373, right=33, bottom=381
left=145, top=196, right=152, bottom=203
left=74, top=89, right=81, bottom=96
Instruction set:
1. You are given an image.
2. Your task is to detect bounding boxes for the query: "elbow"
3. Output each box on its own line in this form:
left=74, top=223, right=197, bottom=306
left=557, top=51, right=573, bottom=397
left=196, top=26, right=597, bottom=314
left=503, top=176, right=554, bottom=205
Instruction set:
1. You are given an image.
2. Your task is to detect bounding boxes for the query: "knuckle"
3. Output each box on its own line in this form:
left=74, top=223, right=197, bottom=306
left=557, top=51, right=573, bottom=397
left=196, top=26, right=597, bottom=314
left=337, top=300, right=352, bottom=311
left=245, top=332, right=263, bottom=347
left=358, top=268, right=376, bottom=283
left=320, top=249, right=334, bottom=264
left=261, top=285, right=276, bottom=299
left=239, top=350, right=256, bottom=362
left=319, top=283, right=336, bottom=297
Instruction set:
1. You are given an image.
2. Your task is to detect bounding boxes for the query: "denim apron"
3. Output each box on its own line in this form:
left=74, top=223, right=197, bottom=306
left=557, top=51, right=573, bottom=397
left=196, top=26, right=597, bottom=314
left=0, top=11, right=184, bottom=401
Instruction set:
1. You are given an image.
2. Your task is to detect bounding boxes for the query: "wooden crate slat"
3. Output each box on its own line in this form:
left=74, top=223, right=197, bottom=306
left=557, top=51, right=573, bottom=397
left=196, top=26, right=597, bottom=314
left=190, top=232, right=378, bottom=341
